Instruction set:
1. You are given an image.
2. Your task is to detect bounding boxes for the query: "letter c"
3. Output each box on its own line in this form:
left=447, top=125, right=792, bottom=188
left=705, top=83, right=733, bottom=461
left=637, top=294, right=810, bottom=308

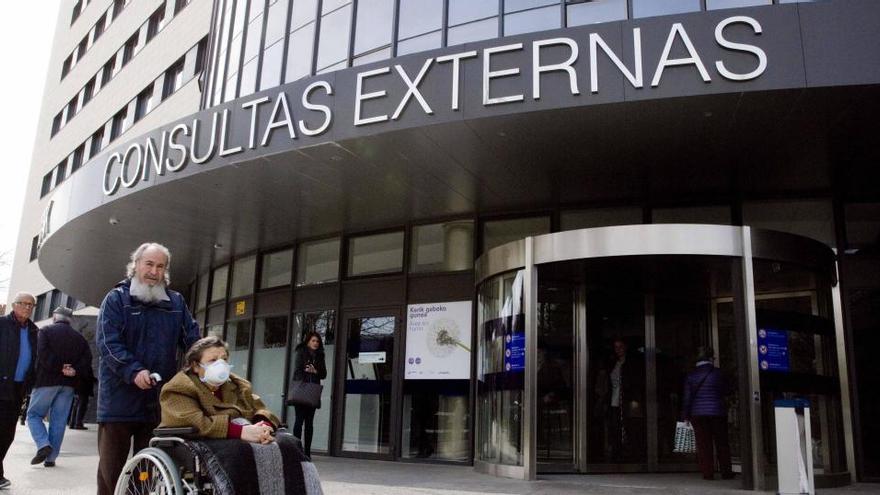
left=102, top=153, right=122, bottom=196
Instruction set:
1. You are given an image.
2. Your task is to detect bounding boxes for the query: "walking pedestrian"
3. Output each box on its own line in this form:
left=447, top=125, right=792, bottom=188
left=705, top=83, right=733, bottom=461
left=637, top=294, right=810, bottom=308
left=681, top=346, right=734, bottom=480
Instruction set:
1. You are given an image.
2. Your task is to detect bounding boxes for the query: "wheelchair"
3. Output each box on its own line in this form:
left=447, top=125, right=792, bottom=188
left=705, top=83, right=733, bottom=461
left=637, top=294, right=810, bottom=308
left=114, top=427, right=210, bottom=495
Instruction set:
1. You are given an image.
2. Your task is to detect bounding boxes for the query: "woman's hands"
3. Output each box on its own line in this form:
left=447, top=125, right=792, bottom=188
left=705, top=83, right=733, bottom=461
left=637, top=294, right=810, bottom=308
left=241, top=423, right=274, bottom=444
left=305, top=364, right=317, bottom=374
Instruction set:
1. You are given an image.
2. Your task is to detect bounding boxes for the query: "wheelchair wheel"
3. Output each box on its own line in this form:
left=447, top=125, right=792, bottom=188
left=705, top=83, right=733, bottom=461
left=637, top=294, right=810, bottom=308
left=115, top=447, right=185, bottom=495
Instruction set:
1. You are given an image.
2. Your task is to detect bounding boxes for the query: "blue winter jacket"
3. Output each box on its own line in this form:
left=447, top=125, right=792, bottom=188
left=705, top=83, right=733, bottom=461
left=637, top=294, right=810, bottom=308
left=96, top=279, right=200, bottom=423
left=681, top=363, right=726, bottom=418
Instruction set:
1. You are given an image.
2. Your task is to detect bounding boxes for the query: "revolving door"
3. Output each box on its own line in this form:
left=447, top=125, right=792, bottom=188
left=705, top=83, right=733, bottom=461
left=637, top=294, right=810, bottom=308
left=474, top=225, right=853, bottom=490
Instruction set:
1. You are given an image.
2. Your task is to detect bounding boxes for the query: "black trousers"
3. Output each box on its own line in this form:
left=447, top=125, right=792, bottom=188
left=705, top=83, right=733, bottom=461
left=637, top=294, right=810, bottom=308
left=292, top=405, right=317, bottom=457
left=68, top=394, right=89, bottom=427
left=96, top=422, right=155, bottom=495
left=0, top=383, right=24, bottom=479
left=692, top=415, right=733, bottom=479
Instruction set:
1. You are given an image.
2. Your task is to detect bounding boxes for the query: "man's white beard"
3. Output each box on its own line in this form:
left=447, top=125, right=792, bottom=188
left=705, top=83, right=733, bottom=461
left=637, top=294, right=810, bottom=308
left=130, top=277, right=170, bottom=304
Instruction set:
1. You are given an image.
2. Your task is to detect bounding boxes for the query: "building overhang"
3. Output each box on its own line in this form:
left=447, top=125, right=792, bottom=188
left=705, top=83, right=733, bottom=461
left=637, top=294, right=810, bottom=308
left=38, top=1, right=880, bottom=305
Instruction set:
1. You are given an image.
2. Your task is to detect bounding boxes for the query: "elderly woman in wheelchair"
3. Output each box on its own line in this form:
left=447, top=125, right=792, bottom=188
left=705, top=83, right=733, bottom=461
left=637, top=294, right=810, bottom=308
left=114, top=336, right=323, bottom=495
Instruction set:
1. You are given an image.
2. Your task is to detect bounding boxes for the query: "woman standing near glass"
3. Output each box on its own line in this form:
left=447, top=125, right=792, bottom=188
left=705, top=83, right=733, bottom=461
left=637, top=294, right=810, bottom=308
left=292, top=331, right=327, bottom=457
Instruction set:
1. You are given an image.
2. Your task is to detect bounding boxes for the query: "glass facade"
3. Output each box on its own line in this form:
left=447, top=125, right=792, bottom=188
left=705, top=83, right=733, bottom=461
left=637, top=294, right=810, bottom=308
left=347, top=231, right=404, bottom=277
left=205, top=0, right=794, bottom=107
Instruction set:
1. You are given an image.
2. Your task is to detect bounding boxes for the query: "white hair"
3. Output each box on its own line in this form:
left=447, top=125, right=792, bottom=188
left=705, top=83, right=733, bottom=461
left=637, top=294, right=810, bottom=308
left=126, top=242, right=172, bottom=285
left=13, top=292, right=35, bottom=304
left=53, top=313, right=71, bottom=323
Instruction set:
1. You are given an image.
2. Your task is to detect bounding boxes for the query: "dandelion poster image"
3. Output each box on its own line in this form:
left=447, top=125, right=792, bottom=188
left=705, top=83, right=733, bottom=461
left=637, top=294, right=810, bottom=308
left=405, top=301, right=472, bottom=380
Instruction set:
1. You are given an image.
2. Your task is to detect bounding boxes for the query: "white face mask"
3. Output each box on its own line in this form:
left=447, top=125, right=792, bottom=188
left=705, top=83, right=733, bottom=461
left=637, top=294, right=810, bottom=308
left=199, top=359, right=231, bottom=386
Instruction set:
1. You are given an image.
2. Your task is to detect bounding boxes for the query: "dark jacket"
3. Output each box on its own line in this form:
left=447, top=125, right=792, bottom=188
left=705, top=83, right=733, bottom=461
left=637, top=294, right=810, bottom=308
left=96, top=279, right=201, bottom=423
left=602, top=352, right=646, bottom=418
left=33, top=321, right=92, bottom=389
left=0, top=313, right=38, bottom=401
left=682, top=363, right=726, bottom=418
left=292, top=345, right=326, bottom=409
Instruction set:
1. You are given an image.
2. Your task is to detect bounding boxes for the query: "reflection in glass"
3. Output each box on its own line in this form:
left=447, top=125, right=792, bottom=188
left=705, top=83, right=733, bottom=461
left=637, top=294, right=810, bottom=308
left=397, top=0, right=442, bottom=40
left=536, top=280, right=574, bottom=464
left=347, top=231, right=404, bottom=277
left=354, top=0, right=393, bottom=56
left=261, top=249, right=293, bottom=289
left=504, top=6, right=560, bottom=36
left=211, top=265, right=229, bottom=302
left=402, top=379, right=470, bottom=461
left=264, top=0, right=288, bottom=46
left=317, top=3, right=352, bottom=71
left=250, top=316, right=289, bottom=415
left=447, top=18, right=498, bottom=46
left=226, top=319, right=252, bottom=377
left=296, top=238, right=340, bottom=286
left=286, top=24, right=315, bottom=82
left=449, top=0, right=498, bottom=25
left=260, top=40, right=284, bottom=90
left=240, top=57, right=258, bottom=97
left=205, top=324, right=223, bottom=339
left=652, top=205, right=731, bottom=225
left=291, top=0, right=318, bottom=30
left=342, top=316, right=396, bottom=454
left=566, top=0, right=627, bottom=27
left=560, top=207, right=642, bottom=231
left=706, top=0, right=771, bottom=9
left=397, top=31, right=442, bottom=56
left=411, top=220, right=474, bottom=273
left=196, top=273, right=209, bottom=310
left=742, top=199, right=834, bottom=246
left=632, top=0, right=700, bottom=18
left=482, top=216, right=551, bottom=253
left=288, top=311, right=336, bottom=452
left=230, top=256, right=256, bottom=298
left=477, top=270, right=524, bottom=466
left=243, top=12, right=263, bottom=64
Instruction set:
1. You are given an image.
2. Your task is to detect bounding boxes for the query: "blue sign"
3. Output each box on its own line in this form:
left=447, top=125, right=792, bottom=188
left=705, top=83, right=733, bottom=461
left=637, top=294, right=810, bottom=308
left=504, top=329, right=525, bottom=373
left=757, top=328, right=789, bottom=372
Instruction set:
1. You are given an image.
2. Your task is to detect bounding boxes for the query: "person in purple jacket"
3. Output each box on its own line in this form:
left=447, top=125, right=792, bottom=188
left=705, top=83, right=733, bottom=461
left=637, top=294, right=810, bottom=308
left=681, top=346, right=734, bottom=480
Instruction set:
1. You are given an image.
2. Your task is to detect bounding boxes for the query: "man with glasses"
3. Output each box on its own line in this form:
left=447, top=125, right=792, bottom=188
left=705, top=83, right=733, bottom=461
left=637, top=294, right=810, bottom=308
left=0, top=293, right=39, bottom=488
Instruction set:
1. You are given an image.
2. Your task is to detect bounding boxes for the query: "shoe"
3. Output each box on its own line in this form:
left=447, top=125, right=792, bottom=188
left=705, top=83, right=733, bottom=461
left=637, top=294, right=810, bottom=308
left=43, top=461, right=55, bottom=468
left=30, top=446, right=52, bottom=465
left=0, top=477, right=10, bottom=488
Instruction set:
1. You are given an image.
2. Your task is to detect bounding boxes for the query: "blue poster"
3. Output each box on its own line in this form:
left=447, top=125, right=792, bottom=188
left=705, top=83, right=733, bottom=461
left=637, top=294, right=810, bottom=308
left=757, top=328, right=789, bottom=372
left=504, top=328, right=525, bottom=373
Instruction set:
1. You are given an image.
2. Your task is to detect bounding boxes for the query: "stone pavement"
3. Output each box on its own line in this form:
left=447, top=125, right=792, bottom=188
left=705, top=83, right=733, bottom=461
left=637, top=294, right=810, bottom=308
left=2, top=423, right=877, bottom=494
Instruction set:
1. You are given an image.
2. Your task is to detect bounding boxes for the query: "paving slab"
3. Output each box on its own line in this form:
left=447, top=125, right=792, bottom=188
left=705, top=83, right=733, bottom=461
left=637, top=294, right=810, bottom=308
left=2, top=423, right=877, bottom=494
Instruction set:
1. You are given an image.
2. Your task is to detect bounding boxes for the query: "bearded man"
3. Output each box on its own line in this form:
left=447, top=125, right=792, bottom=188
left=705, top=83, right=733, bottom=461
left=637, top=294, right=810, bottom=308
left=95, top=243, right=200, bottom=495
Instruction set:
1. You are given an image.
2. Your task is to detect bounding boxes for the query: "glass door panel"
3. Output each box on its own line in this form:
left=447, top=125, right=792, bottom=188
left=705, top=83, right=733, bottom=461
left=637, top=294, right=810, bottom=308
left=341, top=314, right=397, bottom=455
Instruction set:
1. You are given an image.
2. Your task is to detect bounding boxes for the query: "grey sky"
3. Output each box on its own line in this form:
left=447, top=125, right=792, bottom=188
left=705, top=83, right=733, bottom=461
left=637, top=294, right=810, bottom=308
left=0, top=3, right=59, bottom=301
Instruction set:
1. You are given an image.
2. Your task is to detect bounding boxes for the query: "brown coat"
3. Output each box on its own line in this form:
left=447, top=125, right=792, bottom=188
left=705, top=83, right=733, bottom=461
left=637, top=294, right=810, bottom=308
left=159, top=370, right=280, bottom=438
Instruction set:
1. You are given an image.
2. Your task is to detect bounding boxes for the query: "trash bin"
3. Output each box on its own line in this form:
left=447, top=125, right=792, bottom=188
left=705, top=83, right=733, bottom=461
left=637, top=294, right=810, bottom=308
left=774, top=398, right=814, bottom=495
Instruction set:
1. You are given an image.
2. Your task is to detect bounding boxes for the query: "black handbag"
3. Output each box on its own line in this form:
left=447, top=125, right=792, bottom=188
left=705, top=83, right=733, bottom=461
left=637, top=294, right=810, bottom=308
left=287, top=380, right=322, bottom=409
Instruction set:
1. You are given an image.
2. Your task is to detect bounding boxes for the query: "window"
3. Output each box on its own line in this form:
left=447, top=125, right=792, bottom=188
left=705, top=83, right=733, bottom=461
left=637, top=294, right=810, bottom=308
left=229, top=256, right=257, bottom=299
left=447, top=0, right=499, bottom=46
left=652, top=205, right=731, bottom=225
left=174, top=0, right=190, bottom=15
left=742, top=199, right=835, bottom=246
left=260, top=249, right=293, bottom=289
left=34, top=294, right=47, bottom=322
left=94, top=14, right=106, bottom=41
left=411, top=220, right=474, bottom=273
left=71, top=145, right=85, bottom=173
left=134, top=84, right=155, bottom=122
left=109, top=107, right=127, bottom=141
left=80, top=79, right=95, bottom=109
left=482, top=216, right=551, bottom=252
left=195, top=273, right=210, bottom=311
left=250, top=316, right=289, bottom=413
left=316, top=1, right=352, bottom=72
left=353, top=0, right=393, bottom=59
left=49, top=290, right=62, bottom=313
left=210, top=265, right=229, bottom=302
left=295, top=238, right=340, bottom=286
left=195, top=38, right=208, bottom=74
left=162, top=58, right=185, bottom=99
left=566, top=0, right=627, bottom=27
left=287, top=310, right=336, bottom=452
left=54, top=161, right=67, bottom=188
left=504, top=2, right=561, bottom=36
left=226, top=320, right=252, bottom=375
left=347, top=231, right=404, bottom=277
left=89, top=128, right=105, bottom=157
left=40, top=172, right=52, bottom=198
left=77, top=36, right=89, bottom=61
left=147, top=4, right=166, bottom=41
left=706, top=0, right=771, bottom=9
left=71, top=1, right=83, bottom=25
left=112, top=0, right=126, bottom=20
left=631, top=0, right=700, bottom=18
left=51, top=114, right=62, bottom=137
left=61, top=56, right=72, bottom=79
left=29, top=236, right=39, bottom=262
left=101, top=59, right=115, bottom=88
left=66, top=97, right=78, bottom=121
left=122, top=34, right=138, bottom=66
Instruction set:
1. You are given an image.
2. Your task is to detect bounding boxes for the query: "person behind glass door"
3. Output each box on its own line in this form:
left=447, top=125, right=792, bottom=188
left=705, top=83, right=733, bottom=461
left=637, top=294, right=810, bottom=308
left=603, top=337, right=645, bottom=462
left=681, top=346, right=734, bottom=480
left=292, top=331, right=327, bottom=458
